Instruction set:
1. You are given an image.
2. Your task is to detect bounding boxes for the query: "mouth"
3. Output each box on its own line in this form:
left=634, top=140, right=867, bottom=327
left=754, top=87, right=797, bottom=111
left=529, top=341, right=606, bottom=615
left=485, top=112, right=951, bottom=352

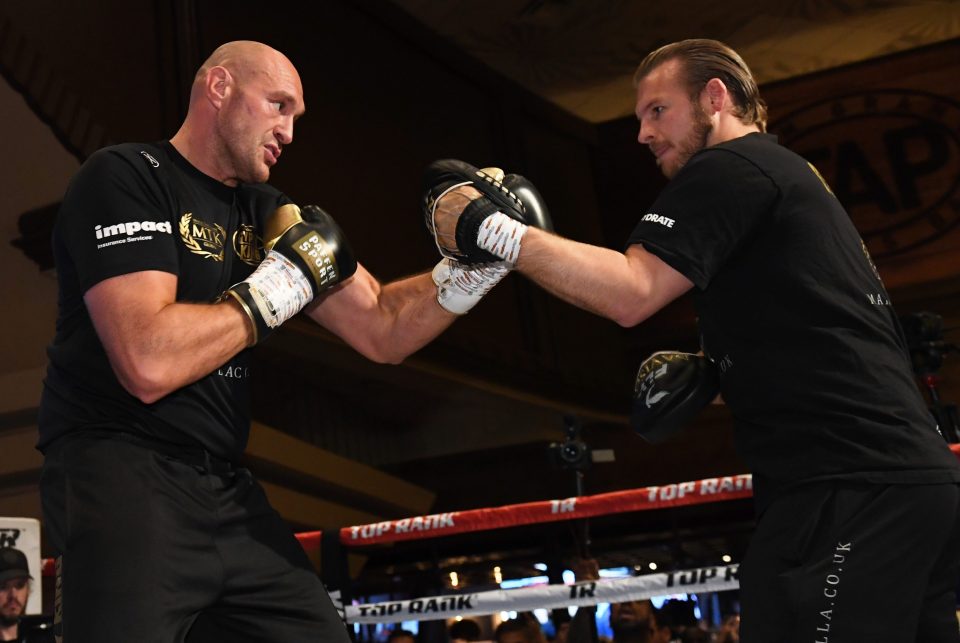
left=650, top=143, right=669, bottom=163
left=264, top=145, right=281, bottom=166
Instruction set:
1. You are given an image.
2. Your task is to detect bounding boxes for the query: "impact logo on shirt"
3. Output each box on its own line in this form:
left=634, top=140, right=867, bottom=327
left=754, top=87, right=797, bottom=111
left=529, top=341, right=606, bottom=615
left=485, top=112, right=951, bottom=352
left=641, top=213, right=675, bottom=228
left=94, top=220, right=173, bottom=250
left=233, top=224, right=264, bottom=266
left=179, top=213, right=225, bottom=261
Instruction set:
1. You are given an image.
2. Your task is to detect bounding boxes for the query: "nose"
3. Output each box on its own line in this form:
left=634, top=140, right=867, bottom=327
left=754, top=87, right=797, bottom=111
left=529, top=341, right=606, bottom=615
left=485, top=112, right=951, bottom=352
left=275, top=115, right=294, bottom=146
left=637, top=120, right=654, bottom=145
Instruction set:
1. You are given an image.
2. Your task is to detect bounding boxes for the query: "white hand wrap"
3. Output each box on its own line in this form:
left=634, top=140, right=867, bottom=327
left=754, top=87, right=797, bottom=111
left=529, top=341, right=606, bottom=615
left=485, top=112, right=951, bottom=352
left=477, top=212, right=528, bottom=264
left=242, top=250, right=314, bottom=329
left=432, top=258, right=510, bottom=315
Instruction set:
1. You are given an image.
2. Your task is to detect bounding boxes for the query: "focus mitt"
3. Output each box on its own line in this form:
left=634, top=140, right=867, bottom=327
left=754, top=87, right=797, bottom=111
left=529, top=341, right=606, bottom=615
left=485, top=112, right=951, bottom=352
left=631, top=351, right=720, bottom=444
left=422, top=159, right=552, bottom=265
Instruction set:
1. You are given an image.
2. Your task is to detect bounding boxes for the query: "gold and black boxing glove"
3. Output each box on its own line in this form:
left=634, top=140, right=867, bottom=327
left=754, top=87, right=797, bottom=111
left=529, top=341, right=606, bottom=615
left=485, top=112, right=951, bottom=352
left=222, top=204, right=357, bottom=345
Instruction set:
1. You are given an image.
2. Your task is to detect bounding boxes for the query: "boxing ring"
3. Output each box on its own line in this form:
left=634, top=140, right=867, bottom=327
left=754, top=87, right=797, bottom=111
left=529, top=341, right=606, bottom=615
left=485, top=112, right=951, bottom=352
left=308, top=472, right=752, bottom=622
left=38, top=443, right=960, bottom=623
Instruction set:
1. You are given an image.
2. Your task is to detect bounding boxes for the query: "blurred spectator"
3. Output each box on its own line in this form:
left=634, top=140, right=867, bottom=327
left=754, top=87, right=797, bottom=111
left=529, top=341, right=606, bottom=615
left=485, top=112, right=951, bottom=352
left=0, top=548, right=53, bottom=642
left=657, top=599, right=698, bottom=640
left=565, top=558, right=671, bottom=643
left=609, top=600, right=672, bottom=643
left=679, top=626, right=709, bottom=643
left=715, top=613, right=739, bottom=643
left=552, top=620, right=570, bottom=643
left=389, top=628, right=417, bottom=643
left=496, top=614, right=547, bottom=643
left=450, top=618, right=482, bottom=643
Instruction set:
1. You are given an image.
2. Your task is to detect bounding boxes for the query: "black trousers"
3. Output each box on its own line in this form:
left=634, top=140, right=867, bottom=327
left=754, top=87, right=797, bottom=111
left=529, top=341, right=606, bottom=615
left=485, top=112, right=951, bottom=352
left=740, top=481, right=960, bottom=643
left=40, top=434, right=351, bottom=643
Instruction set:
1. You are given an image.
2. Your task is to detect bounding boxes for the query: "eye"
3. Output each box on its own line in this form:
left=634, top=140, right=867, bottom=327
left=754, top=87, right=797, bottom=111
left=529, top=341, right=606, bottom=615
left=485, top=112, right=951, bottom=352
left=271, top=100, right=284, bottom=111
left=652, top=106, right=665, bottom=117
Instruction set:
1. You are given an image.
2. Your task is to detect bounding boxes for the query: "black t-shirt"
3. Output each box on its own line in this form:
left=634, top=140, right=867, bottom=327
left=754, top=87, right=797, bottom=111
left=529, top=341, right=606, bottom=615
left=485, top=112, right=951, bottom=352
left=14, top=615, right=56, bottom=642
left=38, top=142, right=290, bottom=460
left=627, top=133, right=960, bottom=509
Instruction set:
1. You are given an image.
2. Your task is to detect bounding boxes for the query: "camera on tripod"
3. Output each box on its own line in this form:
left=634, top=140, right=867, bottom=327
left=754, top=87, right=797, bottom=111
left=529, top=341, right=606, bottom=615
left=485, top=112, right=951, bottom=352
left=901, top=312, right=956, bottom=377
left=901, top=312, right=959, bottom=442
left=547, top=415, right=591, bottom=472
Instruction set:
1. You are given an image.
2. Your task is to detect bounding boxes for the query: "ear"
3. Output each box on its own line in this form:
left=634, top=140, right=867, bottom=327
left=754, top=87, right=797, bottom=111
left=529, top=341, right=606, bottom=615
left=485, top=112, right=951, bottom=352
left=204, top=66, right=232, bottom=109
left=701, top=77, right=728, bottom=116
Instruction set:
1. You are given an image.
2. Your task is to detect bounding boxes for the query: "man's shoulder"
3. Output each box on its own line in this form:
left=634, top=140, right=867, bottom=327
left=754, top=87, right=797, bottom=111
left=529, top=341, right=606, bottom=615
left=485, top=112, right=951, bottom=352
left=62, top=143, right=173, bottom=213
left=717, top=131, right=777, bottom=149
left=709, top=132, right=800, bottom=165
left=677, top=135, right=769, bottom=182
left=242, top=180, right=285, bottom=198
left=82, top=142, right=168, bottom=176
left=686, top=132, right=802, bottom=183
left=239, top=180, right=291, bottom=209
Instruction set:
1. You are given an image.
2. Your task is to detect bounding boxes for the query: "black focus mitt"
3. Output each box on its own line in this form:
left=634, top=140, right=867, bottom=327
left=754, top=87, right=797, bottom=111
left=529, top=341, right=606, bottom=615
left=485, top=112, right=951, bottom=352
left=631, top=351, right=720, bottom=444
left=422, top=159, right=552, bottom=264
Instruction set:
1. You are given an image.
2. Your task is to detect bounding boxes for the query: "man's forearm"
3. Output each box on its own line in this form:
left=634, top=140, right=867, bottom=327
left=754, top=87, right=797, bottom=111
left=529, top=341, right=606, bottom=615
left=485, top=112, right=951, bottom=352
left=516, top=228, right=658, bottom=326
left=93, top=298, right=252, bottom=403
left=307, top=265, right=457, bottom=364
left=376, top=272, right=459, bottom=361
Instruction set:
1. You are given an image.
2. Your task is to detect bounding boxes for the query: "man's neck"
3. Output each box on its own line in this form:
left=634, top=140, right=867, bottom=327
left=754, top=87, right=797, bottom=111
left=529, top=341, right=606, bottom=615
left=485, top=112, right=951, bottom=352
left=170, top=130, right=213, bottom=180
left=169, top=126, right=238, bottom=187
left=707, top=120, right=761, bottom=148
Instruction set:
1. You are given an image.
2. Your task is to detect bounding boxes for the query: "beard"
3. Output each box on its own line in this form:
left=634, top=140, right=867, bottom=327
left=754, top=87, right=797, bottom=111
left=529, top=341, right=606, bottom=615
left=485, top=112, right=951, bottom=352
left=662, top=102, right=713, bottom=179
left=0, top=605, right=23, bottom=627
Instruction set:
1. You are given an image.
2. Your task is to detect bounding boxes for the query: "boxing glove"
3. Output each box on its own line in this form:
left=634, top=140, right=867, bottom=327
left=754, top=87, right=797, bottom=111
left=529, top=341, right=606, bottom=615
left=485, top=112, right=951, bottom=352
left=223, top=204, right=357, bottom=344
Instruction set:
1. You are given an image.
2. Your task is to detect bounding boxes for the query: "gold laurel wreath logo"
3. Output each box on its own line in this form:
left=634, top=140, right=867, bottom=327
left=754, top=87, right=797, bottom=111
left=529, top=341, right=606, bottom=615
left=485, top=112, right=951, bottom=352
left=179, top=213, right=224, bottom=261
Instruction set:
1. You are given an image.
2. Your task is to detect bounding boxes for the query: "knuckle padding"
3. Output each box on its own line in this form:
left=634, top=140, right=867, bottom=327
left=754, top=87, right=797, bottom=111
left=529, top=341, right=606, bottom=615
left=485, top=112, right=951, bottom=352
left=423, top=159, right=527, bottom=222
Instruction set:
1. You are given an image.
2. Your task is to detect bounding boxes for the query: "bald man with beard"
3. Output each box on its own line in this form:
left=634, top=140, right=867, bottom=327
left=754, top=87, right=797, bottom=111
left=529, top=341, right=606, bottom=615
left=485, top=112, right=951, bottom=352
left=38, top=41, right=490, bottom=642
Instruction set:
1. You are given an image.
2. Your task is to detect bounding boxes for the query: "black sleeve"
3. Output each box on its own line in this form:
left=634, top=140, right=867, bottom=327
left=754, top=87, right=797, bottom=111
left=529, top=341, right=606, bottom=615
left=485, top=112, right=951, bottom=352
left=626, top=148, right=779, bottom=289
left=56, top=147, right=179, bottom=293
left=247, top=183, right=295, bottom=231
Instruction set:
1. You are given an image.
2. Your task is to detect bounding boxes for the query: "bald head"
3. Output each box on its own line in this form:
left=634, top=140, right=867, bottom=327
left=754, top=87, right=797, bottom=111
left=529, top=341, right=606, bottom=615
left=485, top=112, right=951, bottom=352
left=191, top=41, right=299, bottom=102
left=171, top=40, right=305, bottom=185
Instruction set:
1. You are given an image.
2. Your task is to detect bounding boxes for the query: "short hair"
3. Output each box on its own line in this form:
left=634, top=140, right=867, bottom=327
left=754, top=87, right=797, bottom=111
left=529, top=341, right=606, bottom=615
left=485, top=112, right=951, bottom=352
left=495, top=617, right=543, bottom=643
left=388, top=629, right=416, bottom=643
left=449, top=618, right=482, bottom=641
left=634, top=39, right=767, bottom=132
